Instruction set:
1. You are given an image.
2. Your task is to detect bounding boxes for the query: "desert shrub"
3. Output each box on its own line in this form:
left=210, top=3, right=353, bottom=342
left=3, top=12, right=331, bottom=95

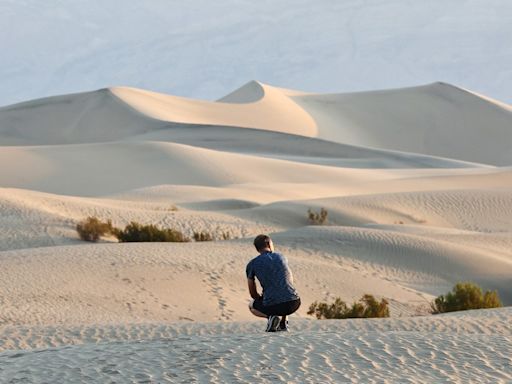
left=308, top=298, right=348, bottom=319
left=220, top=231, right=232, bottom=240
left=308, top=208, right=328, bottom=225
left=193, top=229, right=233, bottom=241
left=308, top=294, right=390, bottom=319
left=115, top=222, right=189, bottom=243
left=431, top=282, right=502, bottom=314
left=193, top=231, right=214, bottom=242
left=76, top=217, right=115, bottom=242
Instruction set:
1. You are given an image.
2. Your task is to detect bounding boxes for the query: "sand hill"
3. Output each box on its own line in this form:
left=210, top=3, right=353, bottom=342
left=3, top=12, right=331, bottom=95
left=0, top=81, right=510, bottom=382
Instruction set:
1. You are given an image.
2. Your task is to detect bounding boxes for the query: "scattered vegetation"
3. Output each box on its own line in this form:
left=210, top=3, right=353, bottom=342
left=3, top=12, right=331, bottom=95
left=193, top=228, right=233, bottom=241
left=220, top=230, right=232, bottom=240
left=114, top=222, right=190, bottom=242
left=76, top=217, right=189, bottom=243
left=76, top=215, right=238, bottom=243
left=308, top=207, right=328, bottom=225
left=308, top=294, right=390, bottom=319
left=431, top=282, right=502, bottom=314
left=76, top=217, right=115, bottom=242
left=193, top=231, right=214, bottom=242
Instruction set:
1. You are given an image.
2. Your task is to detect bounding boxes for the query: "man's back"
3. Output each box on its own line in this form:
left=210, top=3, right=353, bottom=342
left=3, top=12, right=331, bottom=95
left=246, top=251, right=299, bottom=306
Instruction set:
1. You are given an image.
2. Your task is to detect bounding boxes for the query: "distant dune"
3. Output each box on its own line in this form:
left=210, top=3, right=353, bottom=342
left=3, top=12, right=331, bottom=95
left=1, top=81, right=511, bottom=164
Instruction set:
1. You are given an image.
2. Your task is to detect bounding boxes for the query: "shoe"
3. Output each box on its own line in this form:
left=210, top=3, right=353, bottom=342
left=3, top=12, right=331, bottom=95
left=277, top=319, right=289, bottom=332
left=277, top=319, right=288, bottom=331
left=265, top=315, right=280, bottom=332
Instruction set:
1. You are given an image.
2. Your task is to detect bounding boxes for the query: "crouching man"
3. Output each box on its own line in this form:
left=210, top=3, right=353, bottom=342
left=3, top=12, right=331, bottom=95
left=246, top=234, right=301, bottom=332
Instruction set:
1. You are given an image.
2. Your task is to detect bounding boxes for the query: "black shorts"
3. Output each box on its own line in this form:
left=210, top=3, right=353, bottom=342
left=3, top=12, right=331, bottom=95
left=252, top=298, right=301, bottom=316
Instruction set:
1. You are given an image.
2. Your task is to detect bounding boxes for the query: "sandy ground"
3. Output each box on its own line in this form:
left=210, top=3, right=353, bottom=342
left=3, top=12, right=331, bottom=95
left=0, top=81, right=511, bottom=382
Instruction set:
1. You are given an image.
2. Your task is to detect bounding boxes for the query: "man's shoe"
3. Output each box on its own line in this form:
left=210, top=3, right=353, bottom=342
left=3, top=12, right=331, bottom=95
left=277, top=319, right=289, bottom=332
left=265, top=315, right=280, bottom=332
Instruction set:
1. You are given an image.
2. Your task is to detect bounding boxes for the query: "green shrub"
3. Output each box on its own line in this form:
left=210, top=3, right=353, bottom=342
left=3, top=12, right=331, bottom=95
left=115, top=222, right=190, bottom=243
left=307, top=294, right=390, bottom=319
left=193, top=231, right=214, bottom=242
left=308, top=208, right=328, bottom=225
left=76, top=217, right=115, bottom=242
left=431, top=282, right=502, bottom=314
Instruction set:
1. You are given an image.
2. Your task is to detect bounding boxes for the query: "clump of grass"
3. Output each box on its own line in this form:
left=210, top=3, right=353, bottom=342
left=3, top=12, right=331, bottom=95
left=431, top=282, right=502, bottom=314
left=76, top=217, right=189, bottom=243
left=76, top=217, right=237, bottom=243
left=220, top=230, right=232, bottom=240
left=76, top=217, right=115, bottom=242
left=308, top=208, right=328, bottom=225
left=193, top=231, right=214, bottom=242
left=193, top=228, right=233, bottom=241
left=115, top=222, right=189, bottom=242
left=308, top=294, right=390, bottom=319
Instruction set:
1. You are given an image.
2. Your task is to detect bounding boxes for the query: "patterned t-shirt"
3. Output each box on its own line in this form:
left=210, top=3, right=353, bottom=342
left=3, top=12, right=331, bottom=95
left=246, top=251, right=300, bottom=306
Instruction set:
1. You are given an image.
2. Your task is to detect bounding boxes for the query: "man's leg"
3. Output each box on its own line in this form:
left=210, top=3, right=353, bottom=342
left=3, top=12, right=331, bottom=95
left=278, top=315, right=288, bottom=331
left=249, top=299, right=268, bottom=318
left=277, top=299, right=301, bottom=331
left=249, top=299, right=280, bottom=332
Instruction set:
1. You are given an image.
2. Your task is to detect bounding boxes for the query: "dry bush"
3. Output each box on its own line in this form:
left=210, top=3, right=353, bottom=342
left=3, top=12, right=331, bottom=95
left=220, top=231, right=232, bottom=240
left=76, top=217, right=115, bottom=242
left=193, top=231, right=214, bottom=242
left=308, top=208, right=328, bottom=225
left=115, top=222, right=189, bottom=243
left=308, top=294, right=390, bottom=319
left=193, top=229, right=232, bottom=241
left=431, top=282, right=502, bottom=314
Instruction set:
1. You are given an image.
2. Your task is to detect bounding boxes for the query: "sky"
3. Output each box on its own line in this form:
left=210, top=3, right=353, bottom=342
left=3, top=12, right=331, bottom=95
left=1, top=0, right=511, bottom=106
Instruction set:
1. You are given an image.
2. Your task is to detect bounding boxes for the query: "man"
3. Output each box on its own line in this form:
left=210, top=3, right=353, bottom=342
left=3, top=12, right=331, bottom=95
left=246, top=234, right=301, bottom=332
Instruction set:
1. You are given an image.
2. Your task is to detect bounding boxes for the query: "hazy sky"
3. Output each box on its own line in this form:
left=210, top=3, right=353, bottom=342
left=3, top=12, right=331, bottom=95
left=1, top=0, right=511, bottom=106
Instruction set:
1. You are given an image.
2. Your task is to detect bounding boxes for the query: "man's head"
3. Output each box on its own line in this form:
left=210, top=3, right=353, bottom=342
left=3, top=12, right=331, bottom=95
left=253, top=234, right=274, bottom=253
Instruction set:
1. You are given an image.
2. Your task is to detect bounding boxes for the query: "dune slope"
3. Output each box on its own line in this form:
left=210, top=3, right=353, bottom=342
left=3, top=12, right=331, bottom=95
left=1, top=81, right=511, bottom=165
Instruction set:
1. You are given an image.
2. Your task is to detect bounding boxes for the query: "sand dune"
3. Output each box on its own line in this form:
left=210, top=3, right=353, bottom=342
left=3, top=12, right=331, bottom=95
left=1, top=81, right=511, bottom=166
left=0, top=81, right=511, bottom=382
left=0, top=89, right=162, bottom=146
left=111, top=81, right=317, bottom=137
left=1, top=233, right=509, bottom=327
left=294, top=82, right=512, bottom=165
left=0, top=141, right=398, bottom=196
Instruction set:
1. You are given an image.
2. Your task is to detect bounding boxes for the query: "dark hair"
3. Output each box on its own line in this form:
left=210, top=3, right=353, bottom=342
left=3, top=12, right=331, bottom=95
left=253, top=234, right=271, bottom=252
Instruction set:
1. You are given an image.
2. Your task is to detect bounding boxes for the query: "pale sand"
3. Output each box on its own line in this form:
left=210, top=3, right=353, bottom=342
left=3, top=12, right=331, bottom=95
left=0, top=81, right=511, bottom=382
left=1, top=308, right=511, bottom=383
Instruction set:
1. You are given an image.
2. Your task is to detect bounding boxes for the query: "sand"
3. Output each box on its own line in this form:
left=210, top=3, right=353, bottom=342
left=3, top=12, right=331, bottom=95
left=0, top=81, right=511, bottom=382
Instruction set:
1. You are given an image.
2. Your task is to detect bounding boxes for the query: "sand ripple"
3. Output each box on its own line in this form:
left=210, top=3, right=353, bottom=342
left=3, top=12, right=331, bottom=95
left=1, top=331, right=510, bottom=383
left=0, top=308, right=511, bottom=383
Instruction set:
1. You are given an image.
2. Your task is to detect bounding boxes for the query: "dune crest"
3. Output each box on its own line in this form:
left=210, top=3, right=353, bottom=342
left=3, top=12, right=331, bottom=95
left=1, top=81, right=511, bottom=166
left=293, top=82, right=512, bottom=165
left=110, top=81, right=317, bottom=137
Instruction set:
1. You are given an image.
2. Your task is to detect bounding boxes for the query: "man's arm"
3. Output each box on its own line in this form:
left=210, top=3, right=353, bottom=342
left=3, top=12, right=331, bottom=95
left=247, top=278, right=262, bottom=300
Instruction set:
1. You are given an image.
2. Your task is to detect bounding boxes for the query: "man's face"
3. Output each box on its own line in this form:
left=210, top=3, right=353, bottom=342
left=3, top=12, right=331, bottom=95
left=268, top=239, right=274, bottom=252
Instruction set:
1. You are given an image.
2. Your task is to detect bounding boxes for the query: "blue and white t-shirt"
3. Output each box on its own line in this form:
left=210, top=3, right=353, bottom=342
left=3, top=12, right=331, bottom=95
left=246, top=251, right=300, bottom=306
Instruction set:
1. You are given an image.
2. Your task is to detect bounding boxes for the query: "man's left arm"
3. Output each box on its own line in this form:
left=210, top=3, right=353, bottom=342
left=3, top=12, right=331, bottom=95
left=247, top=278, right=262, bottom=300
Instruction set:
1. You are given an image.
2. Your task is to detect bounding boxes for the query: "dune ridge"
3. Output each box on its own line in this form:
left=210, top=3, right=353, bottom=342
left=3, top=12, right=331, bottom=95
left=1, top=81, right=511, bottom=164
